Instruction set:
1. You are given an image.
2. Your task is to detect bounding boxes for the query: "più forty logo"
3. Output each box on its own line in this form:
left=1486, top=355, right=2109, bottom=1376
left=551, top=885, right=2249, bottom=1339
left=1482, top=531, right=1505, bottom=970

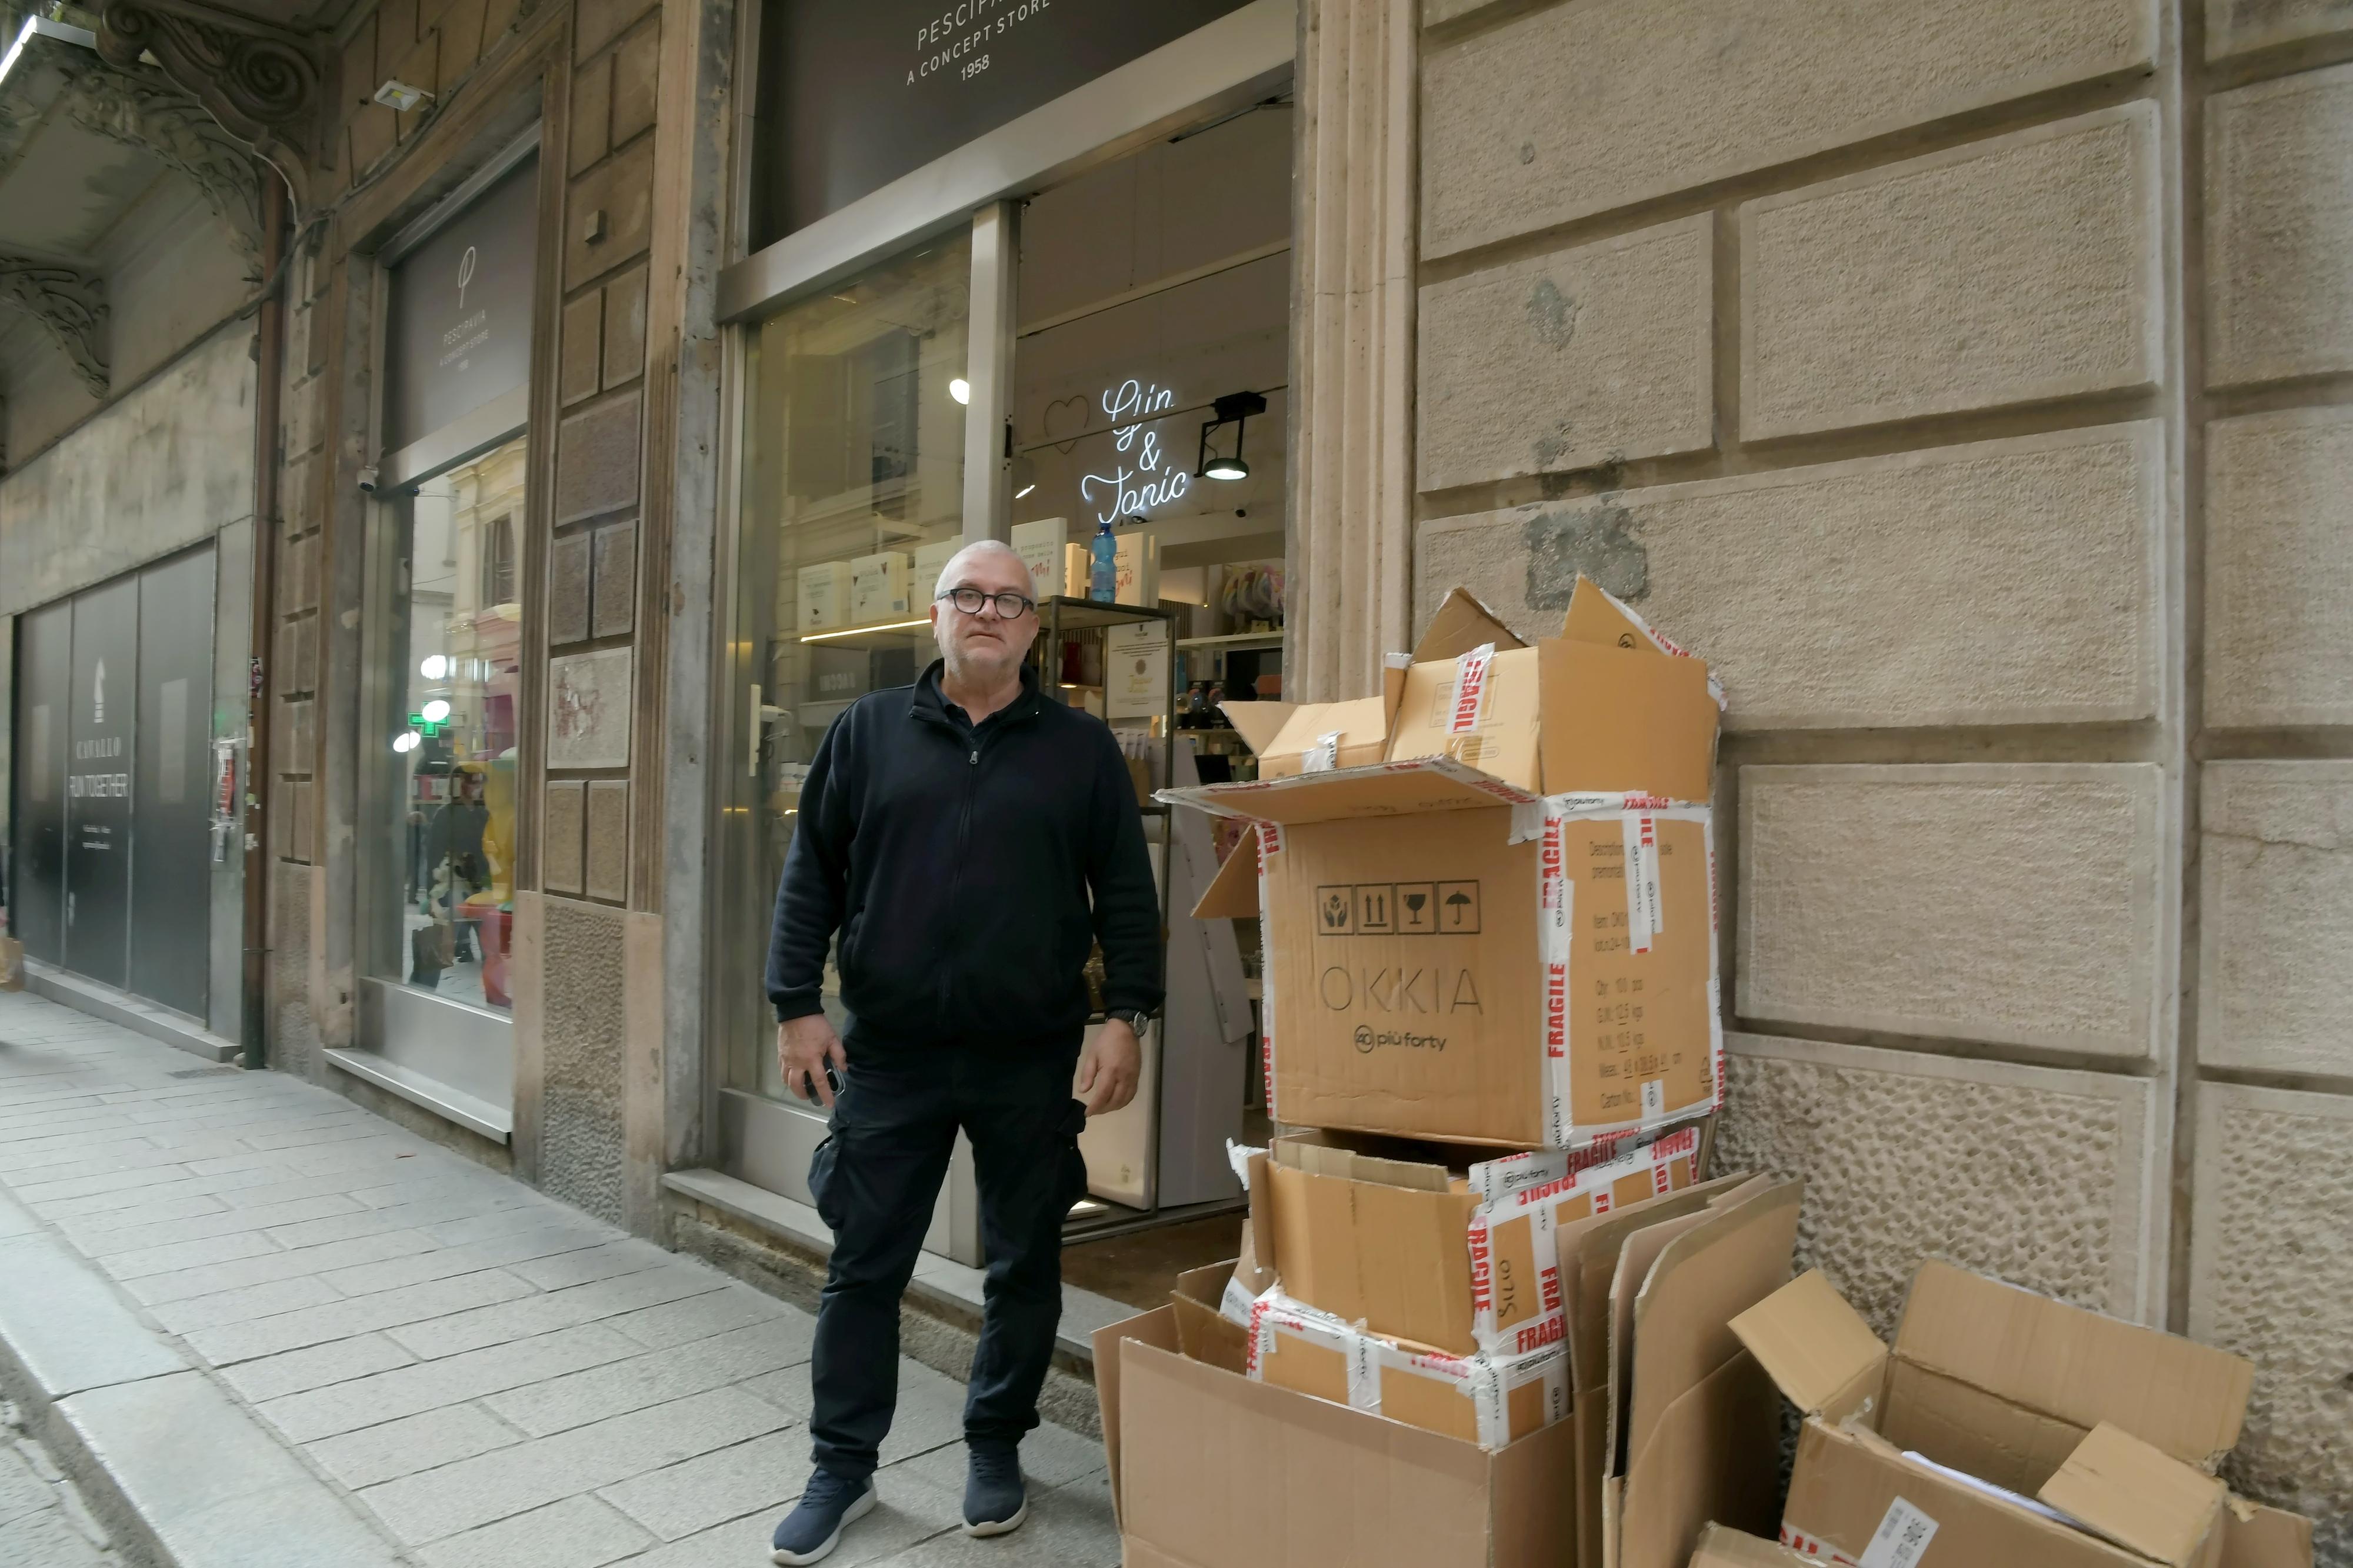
left=1353, top=1026, right=1446, bottom=1055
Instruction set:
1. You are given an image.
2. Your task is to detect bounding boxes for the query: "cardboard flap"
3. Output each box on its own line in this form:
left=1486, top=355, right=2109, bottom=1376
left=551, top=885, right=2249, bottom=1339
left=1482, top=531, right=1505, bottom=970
left=1416, top=586, right=1527, bottom=662
left=1894, top=1260, right=2254, bottom=1469
left=1093, top=1306, right=1181, bottom=1526
left=1225, top=695, right=1396, bottom=776
left=1625, top=1182, right=1804, bottom=1477
left=1191, top=831, right=1259, bottom=920
left=1160, top=758, right=1536, bottom=825
left=1536, top=638, right=1719, bottom=803
left=1730, top=1269, right=1889, bottom=1424
left=1272, top=1137, right=1457, bottom=1193
left=2039, top=1423, right=2227, bottom=1568
left=1616, top=1350, right=1784, bottom=1568
left=1688, top=1523, right=1817, bottom=1567
left=1217, top=699, right=1297, bottom=756
left=1562, top=575, right=1668, bottom=654
left=2221, top=1498, right=2314, bottom=1568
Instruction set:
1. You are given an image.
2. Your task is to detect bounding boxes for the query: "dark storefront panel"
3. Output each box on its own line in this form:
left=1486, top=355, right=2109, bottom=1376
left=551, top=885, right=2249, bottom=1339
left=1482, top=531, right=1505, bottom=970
left=131, top=548, right=218, bottom=1016
left=9, top=601, right=72, bottom=966
left=756, top=0, right=1254, bottom=245
left=64, top=575, right=138, bottom=990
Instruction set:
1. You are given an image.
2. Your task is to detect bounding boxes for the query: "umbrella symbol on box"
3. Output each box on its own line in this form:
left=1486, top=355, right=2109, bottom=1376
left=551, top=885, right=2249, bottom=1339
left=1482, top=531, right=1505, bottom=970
left=1445, top=892, right=1471, bottom=919
left=1437, top=882, right=1480, bottom=933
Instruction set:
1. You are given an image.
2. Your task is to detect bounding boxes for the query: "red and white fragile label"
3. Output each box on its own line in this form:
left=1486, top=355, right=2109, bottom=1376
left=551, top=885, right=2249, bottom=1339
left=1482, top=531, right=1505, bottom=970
left=1257, top=822, right=1285, bottom=858
left=1780, top=1524, right=1859, bottom=1565
left=1447, top=643, right=1495, bottom=735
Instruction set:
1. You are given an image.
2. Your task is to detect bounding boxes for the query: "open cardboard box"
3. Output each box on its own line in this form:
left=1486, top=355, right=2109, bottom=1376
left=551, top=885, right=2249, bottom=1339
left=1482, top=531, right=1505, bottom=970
left=1182, top=765, right=1722, bottom=1148
left=1098, top=1289, right=1579, bottom=1568
left=1208, top=578, right=1718, bottom=800
left=1241, top=1124, right=1710, bottom=1360
left=1688, top=1524, right=1817, bottom=1567
left=1731, top=1262, right=2312, bottom=1568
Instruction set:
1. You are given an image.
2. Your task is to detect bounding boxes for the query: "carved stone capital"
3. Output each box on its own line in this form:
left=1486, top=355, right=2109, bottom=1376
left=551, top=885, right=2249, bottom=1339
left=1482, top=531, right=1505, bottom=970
left=94, top=0, right=324, bottom=208
left=56, top=54, right=264, bottom=264
left=0, top=258, right=109, bottom=399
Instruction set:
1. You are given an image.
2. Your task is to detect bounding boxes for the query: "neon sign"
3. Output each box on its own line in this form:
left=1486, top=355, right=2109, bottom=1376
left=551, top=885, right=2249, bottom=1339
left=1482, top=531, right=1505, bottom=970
left=1080, top=379, right=1191, bottom=525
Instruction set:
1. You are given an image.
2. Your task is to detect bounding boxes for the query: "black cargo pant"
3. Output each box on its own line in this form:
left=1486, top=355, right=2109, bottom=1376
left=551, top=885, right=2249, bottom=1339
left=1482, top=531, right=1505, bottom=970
left=805, top=1038, right=1088, bottom=1482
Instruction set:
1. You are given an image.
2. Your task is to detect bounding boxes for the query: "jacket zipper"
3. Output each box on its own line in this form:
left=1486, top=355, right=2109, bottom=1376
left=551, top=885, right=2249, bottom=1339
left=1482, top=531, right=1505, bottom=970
left=916, top=692, right=1039, bottom=1027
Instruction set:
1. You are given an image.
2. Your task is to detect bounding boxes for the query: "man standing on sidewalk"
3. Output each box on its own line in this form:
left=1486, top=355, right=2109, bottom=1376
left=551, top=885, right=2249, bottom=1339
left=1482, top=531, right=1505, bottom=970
left=764, top=539, right=1161, bottom=1565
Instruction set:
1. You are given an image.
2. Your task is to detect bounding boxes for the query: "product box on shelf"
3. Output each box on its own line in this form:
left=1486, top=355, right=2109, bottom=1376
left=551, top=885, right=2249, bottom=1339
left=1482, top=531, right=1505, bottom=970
left=912, top=536, right=960, bottom=602
left=1732, top=1262, right=2314, bottom=1568
left=1011, top=518, right=1068, bottom=599
left=795, top=561, right=852, bottom=632
left=849, top=551, right=912, bottom=623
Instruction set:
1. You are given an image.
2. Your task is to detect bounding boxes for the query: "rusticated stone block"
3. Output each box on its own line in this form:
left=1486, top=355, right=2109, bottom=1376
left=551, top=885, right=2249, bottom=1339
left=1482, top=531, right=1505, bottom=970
left=1718, top=1032, right=2159, bottom=1330
left=554, top=390, right=641, bottom=527
left=1738, top=764, right=2163, bottom=1057
left=1418, top=215, right=1712, bottom=491
left=1416, top=423, right=2162, bottom=730
left=590, top=522, right=635, bottom=638
left=2205, top=405, right=2353, bottom=726
left=543, top=780, right=585, bottom=896
left=564, top=135, right=655, bottom=291
left=2208, top=64, right=2353, bottom=386
left=601, top=266, right=647, bottom=390
left=610, top=18, right=659, bottom=148
left=541, top=896, right=630, bottom=1223
left=560, top=292, right=603, bottom=408
left=1420, top=0, right=2155, bottom=258
left=2189, top=1083, right=2353, bottom=1560
left=2198, top=762, right=2353, bottom=1077
left=548, top=648, right=632, bottom=770
left=547, top=531, right=592, bottom=648
left=584, top=780, right=628, bottom=903
left=2208, top=0, right=2353, bottom=57
left=1741, top=104, right=2159, bottom=439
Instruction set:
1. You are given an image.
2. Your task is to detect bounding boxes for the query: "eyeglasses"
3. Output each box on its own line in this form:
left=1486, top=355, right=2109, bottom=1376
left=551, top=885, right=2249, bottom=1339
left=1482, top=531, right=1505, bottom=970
left=938, top=587, right=1035, bottom=619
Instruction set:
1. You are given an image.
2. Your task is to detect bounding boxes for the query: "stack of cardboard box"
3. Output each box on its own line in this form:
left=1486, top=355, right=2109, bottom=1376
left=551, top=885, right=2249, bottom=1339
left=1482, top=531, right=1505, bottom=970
left=1099, top=582, right=1816, bottom=1567
left=1095, top=578, right=2321, bottom=1568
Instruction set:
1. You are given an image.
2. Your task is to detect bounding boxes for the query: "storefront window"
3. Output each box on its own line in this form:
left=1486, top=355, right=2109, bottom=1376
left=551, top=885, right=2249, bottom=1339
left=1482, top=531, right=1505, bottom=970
left=726, top=233, right=971, bottom=1099
left=366, top=433, right=528, bottom=1012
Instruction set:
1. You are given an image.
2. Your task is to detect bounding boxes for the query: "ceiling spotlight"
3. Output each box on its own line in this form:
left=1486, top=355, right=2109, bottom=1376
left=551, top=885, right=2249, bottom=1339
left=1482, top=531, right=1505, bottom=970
left=420, top=654, right=449, bottom=680
left=373, top=78, right=432, bottom=112
left=421, top=699, right=452, bottom=723
left=392, top=731, right=421, bottom=754
left=949, top=378, right=971, bottom=405
left=1011, top=453, right=1038, bottom=500
left=1198, top=390, right=1267, bottom=482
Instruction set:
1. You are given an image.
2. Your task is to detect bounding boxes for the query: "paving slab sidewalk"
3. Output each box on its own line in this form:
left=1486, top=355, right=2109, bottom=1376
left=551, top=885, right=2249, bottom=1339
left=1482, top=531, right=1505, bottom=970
left=0, top=989, right=1118, bottom=1568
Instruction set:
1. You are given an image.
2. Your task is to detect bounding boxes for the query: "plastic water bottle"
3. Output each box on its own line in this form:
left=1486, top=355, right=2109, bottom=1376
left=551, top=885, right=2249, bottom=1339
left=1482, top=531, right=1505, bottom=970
left=1089, top=520, right=1118, bottom=603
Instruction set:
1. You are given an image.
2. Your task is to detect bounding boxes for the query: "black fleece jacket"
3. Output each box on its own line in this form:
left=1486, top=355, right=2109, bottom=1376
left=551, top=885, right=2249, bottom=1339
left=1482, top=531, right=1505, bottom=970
left=765, top=660, right=1163, bottom=1045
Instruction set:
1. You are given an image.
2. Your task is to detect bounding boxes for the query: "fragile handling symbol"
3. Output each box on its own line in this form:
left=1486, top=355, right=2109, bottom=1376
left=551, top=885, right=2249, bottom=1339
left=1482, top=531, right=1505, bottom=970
left=1323, top=892, right=1349, bottom=929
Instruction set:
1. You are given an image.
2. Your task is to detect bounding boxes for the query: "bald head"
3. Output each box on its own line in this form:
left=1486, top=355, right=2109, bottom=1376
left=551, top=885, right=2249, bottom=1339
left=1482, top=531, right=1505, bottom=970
left=933, top=539, right=1034, bottom=602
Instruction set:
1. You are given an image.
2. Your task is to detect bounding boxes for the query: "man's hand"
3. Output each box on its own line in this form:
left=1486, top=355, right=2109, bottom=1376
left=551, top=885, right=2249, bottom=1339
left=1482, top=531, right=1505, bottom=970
left=778, top=1015, right=848, bottom=1109
left=1075, top=1019, right=1142, bottom=1116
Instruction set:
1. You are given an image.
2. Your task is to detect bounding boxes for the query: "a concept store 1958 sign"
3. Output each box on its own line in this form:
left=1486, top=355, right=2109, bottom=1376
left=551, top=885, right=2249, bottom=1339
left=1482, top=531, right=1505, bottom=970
left=382, top=152, right=539, bottom=453
left=764, top=0, right=1253, bottom=241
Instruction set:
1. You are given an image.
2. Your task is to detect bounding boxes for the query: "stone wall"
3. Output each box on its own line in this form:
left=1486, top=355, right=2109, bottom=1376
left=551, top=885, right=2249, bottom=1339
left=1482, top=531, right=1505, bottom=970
left=1407, top=0, right=2352, bottom=1551
left=267, top=0, right=705, bottom=1230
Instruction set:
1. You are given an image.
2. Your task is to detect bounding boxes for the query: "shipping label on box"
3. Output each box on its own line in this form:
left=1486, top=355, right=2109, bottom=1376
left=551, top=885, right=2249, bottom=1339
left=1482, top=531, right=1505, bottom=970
left=850, top=551, right=911, bottom=623
left=796, top=562, right=852, bottom=631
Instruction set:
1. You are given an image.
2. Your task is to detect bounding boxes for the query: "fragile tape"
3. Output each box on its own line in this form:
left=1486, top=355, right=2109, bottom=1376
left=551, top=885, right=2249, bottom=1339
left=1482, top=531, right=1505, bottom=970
left=1447, top=642, right=1497, bottom=735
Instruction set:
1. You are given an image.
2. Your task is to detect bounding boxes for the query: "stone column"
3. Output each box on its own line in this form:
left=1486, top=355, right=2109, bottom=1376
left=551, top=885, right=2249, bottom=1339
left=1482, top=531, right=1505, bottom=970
left=1288, top=0, right=1417, bottom=703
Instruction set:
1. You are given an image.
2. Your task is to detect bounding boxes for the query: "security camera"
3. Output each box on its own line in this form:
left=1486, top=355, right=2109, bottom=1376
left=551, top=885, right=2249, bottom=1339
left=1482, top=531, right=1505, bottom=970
left=358, top=465, right=380, bottom=493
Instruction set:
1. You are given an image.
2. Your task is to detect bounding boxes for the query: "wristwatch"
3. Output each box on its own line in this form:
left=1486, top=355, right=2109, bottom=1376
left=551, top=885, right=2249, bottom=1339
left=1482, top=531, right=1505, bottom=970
left=1104, top=1008, right=1146, bottom=1032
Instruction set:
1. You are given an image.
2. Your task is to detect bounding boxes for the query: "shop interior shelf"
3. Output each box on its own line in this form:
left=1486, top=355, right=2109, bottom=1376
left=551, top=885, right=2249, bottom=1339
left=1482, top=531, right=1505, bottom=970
left=1176, top=629, right=1285, bottom=651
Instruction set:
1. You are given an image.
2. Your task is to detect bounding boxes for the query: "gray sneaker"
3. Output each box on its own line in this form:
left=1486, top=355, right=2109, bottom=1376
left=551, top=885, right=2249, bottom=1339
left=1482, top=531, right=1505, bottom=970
left=962, top=1443, right=1027, bottom=1538
left=771, top=1470, right=876, bottom=1566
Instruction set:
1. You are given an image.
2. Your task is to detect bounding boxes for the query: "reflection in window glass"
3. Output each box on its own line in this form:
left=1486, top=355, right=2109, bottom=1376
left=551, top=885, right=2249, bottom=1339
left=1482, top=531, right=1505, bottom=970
left=373, top=433, right=528, bottom=1012
left=727, top=234, right=970, bottom=1099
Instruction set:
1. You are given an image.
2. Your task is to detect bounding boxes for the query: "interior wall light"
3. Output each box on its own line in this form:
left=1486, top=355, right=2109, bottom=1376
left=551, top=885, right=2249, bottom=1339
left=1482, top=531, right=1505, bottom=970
left=421, top=699, right=452, bottom=723
left=419, top=654, right=449, bottom=680
left=1198, top=391, right=1267, bottom=482
left=1011, top=454, right=1038, bottom=500
left=949, top=377, right=971, bottom=405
